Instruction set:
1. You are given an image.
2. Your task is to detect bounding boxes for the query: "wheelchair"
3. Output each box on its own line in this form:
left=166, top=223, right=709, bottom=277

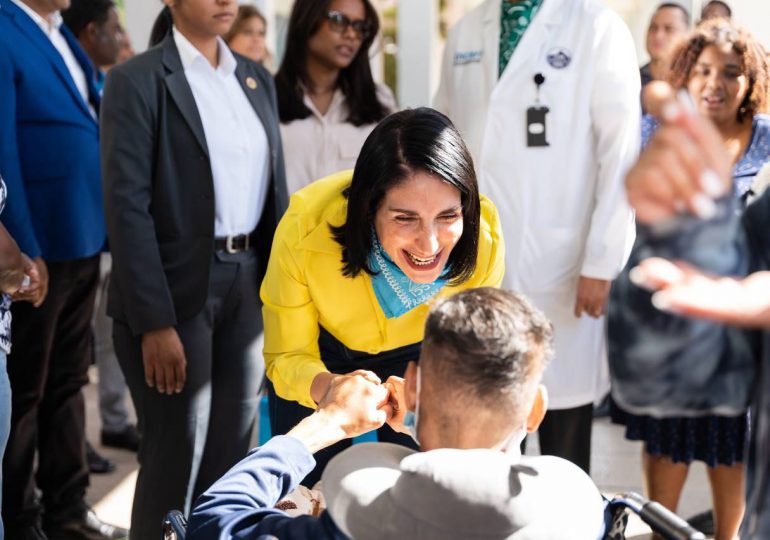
left=604, top=492, right=706, bottom=540
left=163, top=510, right=187, bottom=540
left=162, top=491, right=706, bottom=540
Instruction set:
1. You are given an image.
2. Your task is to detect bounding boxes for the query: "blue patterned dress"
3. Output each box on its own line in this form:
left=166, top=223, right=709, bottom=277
left=610, top=114, right=770, bottom=467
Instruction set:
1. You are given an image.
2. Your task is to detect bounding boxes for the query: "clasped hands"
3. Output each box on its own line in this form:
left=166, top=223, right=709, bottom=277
left=284, top=371, right=411, bottom=454
left=299, top=371, right=409, bottom=448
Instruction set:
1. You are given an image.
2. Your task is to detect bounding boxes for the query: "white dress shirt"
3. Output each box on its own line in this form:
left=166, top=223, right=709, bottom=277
left=174, top=28, right=270, bottom=237
left=280, top=84, right=395, bottom=195
left=12, top=0, right=95, bottom=118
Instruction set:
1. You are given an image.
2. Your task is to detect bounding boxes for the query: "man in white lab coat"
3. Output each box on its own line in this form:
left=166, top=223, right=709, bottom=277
left=435, top=0, right=640, bottom=473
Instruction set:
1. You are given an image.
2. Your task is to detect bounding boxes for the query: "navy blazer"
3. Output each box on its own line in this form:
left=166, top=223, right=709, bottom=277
left=0, top=0, right=105, bottom=260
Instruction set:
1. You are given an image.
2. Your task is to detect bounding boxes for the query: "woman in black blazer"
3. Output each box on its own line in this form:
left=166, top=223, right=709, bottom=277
left=100, top=0, right=288, bottom=537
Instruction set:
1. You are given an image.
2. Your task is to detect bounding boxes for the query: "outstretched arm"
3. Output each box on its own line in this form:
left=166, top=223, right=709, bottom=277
left=188, top=373, right=391, bottom=539
left=609, top=83, right=754, bottom=417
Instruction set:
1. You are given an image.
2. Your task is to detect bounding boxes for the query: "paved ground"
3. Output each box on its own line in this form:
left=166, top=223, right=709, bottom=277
left=83, top=369, right=713, bottom=538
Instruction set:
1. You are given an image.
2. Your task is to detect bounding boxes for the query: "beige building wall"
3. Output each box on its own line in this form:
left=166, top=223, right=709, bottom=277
left=124, top=0, right=161, bottom=52
left=717, top=0, right=770, bottom=49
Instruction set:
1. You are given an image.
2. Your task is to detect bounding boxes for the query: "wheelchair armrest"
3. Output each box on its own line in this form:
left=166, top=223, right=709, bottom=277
left=163, top=509, right=188, bottom=540
left=610, top=492, right=706, bottom=540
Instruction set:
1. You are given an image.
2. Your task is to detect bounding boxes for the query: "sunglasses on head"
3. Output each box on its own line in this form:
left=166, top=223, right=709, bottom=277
left=324, top=10, right=373, bottom=40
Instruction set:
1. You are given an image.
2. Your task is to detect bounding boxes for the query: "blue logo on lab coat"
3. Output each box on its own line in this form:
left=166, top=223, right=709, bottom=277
left=454, top=50, right=483, bottom=65
left=547, top=48, right=571, bottom=69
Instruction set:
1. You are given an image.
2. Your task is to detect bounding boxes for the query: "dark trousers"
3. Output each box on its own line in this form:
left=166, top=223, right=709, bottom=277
left=537, top=403, right=594, bottom=474
left=269, top=331, right=419, bottom=487
left=2, top=255, right=100, bottom=529
left=114, top=250, right=263, bottom=540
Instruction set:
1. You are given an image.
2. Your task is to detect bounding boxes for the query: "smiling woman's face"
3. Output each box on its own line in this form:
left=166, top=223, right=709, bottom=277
left=373, top=171, right=464, bottom=284
left=687, top=43, right=749, bottom=128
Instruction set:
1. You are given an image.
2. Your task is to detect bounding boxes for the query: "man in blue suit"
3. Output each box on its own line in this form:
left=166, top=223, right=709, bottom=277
left=0, top=0, right=127, bottom=538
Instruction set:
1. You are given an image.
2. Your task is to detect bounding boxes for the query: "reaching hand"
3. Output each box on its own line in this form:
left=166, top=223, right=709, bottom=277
left=574, top=276, right=611, bottom=318
left=310, top=369, right=383, bottom=404
left=384, top=375, right=409, bottom=434
left=288, top=371, right=392, bottom=454
left=631, top=257, right=770, bottom=328
left=626, top=82, right=732, bottom=225
left=315, top=372, right=391, bottom=439
left=141, top=326, right=187, bottom=395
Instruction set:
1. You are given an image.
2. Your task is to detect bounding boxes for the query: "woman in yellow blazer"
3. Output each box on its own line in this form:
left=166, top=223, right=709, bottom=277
left=261, top=108, right=505, bottom=484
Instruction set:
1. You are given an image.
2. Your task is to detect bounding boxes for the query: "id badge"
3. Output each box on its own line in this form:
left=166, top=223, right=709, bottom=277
left=526, top=106, right=550, bottom=147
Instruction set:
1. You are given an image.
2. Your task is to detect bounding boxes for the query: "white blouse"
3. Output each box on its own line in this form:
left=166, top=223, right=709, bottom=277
left=174, top=29, right=270, bottom=237
left=280, top=83, right=396, bottom=195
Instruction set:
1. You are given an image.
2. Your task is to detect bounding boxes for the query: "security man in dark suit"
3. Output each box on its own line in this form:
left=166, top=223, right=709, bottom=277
left=99, top=1, right=289, bottom=537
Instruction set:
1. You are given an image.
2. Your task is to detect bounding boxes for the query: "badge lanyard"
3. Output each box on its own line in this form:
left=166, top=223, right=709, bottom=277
left=526, top=72, right=549, bottom=147
left=524, top=22, right=573, bottom=149
left=524, top=24, right=557, bottom=149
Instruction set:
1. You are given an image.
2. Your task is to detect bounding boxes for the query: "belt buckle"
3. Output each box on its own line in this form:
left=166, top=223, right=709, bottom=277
left=225, top=235, right=237, bottom=254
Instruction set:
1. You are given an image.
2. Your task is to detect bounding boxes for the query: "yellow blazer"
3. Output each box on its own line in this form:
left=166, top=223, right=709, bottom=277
left=261, top=170, right=505, bottom=408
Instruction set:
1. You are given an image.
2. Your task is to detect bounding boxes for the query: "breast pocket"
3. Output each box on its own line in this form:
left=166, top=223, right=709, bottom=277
left=336, top=124, right=371, bottom=166
left=539, top=69, right=588, bottom=148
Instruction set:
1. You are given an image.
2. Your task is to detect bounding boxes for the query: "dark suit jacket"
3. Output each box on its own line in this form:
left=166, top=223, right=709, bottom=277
left=0, top=0, right=105, bottom=260
left=100, top=35, right=289, bottom=336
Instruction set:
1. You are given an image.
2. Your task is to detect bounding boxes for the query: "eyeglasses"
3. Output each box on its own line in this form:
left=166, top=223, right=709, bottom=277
left=324, top=10, right=373, bottom=40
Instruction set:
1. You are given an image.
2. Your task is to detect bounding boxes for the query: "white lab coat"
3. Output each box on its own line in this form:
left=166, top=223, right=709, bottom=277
left=435, top=0, right=640, bottom=409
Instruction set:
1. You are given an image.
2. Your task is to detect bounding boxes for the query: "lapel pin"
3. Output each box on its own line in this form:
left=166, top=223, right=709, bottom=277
left=246, top=76, right=258, bottom=90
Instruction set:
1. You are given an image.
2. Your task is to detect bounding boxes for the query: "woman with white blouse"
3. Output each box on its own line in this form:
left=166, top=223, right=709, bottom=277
left=275, top=0, right=395, bottom=195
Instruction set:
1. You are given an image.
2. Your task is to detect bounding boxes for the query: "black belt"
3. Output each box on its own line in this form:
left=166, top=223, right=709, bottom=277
left=213, top=231, right=257, bottom=253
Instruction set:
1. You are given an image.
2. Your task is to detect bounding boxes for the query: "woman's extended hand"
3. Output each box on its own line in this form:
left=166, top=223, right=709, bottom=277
left=631, top=258, right=770, bottom=328
left=310, top=369, right=381, bottom=404
left=384, top=375, right=409, bottom=434
left=316, top=372, right=391, bottom=436
left=626, top=82, right=732, bottom=224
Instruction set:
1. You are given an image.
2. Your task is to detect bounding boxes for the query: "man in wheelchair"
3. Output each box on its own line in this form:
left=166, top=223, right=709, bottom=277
left=187, top=288, right=605, bottom=539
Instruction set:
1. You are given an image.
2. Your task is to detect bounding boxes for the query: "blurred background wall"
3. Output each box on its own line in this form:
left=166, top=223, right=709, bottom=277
left=123, top=0, right=770, bottom=108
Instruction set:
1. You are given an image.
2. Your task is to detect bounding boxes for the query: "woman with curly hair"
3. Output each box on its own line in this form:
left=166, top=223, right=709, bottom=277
left=662, top=19, right=769, bottom=204
left=611, top=18, right=769, bottom=540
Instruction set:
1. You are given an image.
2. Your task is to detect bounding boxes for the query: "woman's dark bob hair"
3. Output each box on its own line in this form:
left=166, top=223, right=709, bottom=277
left=275, top=0, right=389, bottom=126
left=332, top=108, right=481, bottom=286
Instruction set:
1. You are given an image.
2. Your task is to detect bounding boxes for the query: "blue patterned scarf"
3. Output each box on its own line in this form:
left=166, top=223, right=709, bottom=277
left=367, top=230, right=447, bottom=319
